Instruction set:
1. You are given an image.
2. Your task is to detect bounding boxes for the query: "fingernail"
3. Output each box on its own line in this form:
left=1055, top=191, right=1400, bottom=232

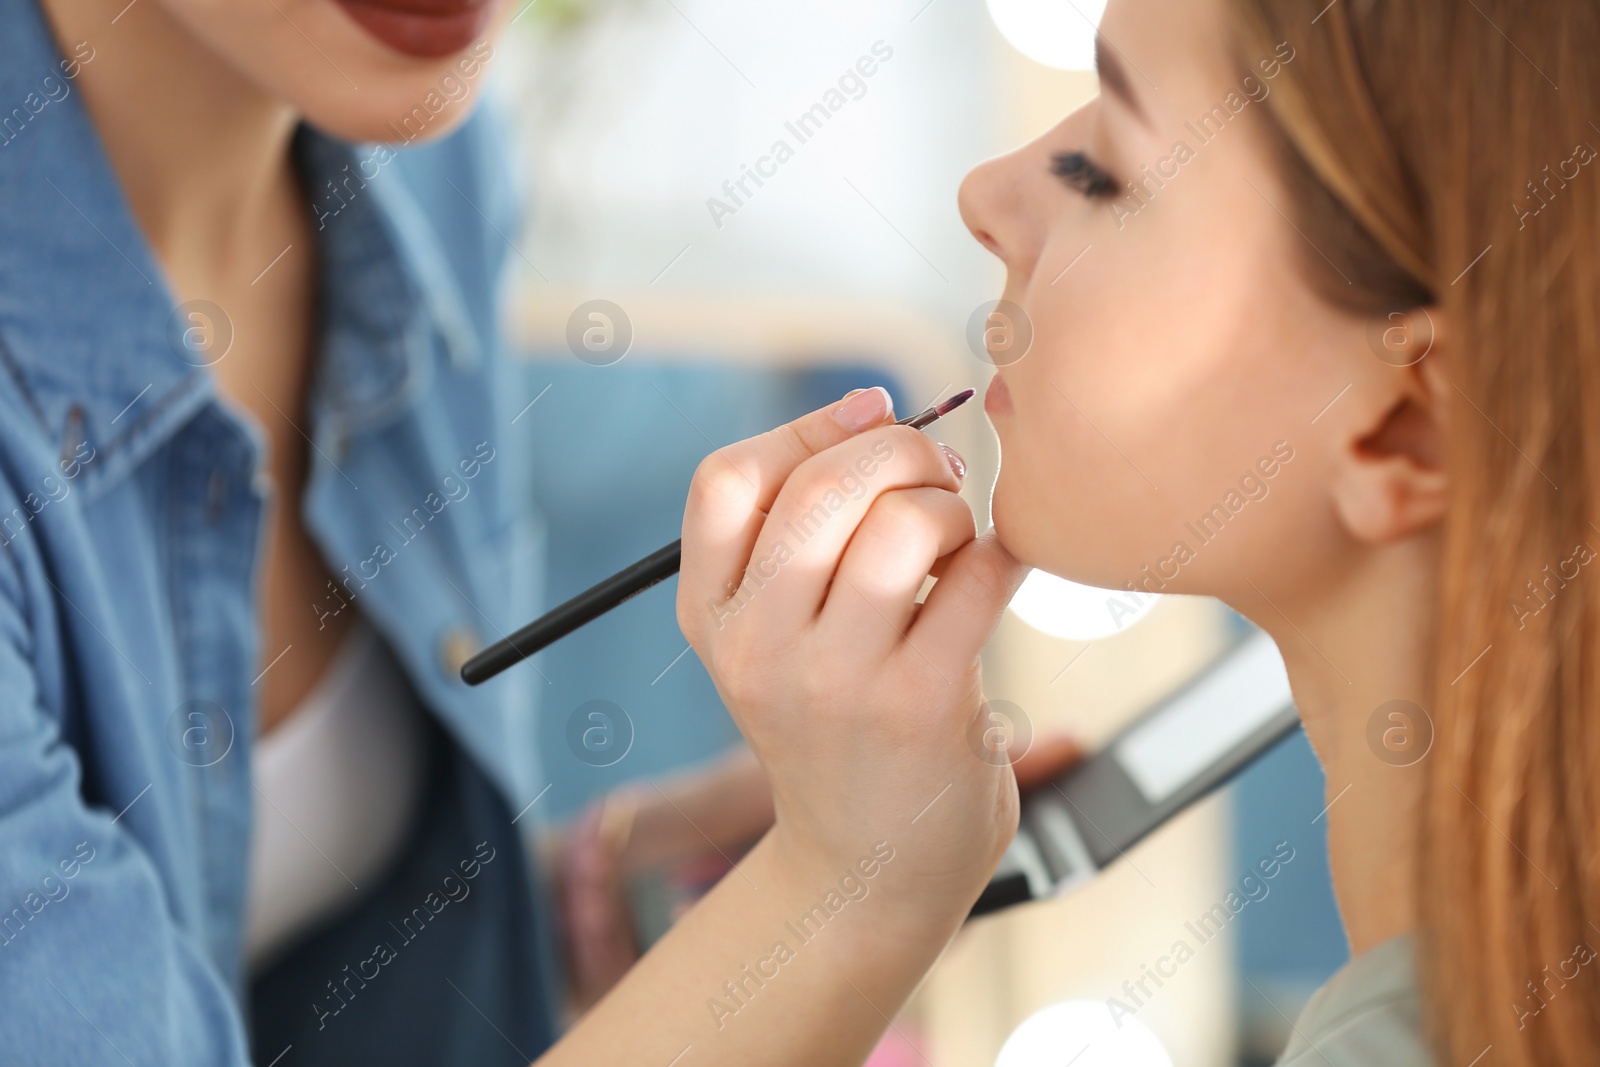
left=832, top=386, right=891, bottom=432
left=940, top=443, right=966, bottom=481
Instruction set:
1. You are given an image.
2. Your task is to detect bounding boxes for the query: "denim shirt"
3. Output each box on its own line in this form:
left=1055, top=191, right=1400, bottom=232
left=0, top=6, right=552, bottom=1063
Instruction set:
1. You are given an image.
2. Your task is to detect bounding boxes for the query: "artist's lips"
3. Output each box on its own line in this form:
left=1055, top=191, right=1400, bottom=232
left=985, top=374, right=1013, bottom=417
left=333, top=0, right=496, bottom=58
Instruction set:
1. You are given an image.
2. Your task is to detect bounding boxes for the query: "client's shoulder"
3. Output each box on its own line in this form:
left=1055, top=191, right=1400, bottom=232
left=1276, top=933, right=1433, bottom=1066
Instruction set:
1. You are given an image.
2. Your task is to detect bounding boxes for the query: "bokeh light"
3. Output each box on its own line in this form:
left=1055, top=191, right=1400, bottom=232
left=1007, top=569, right=1159, bottom=641
left=994, top=999, right=1174, bottom=1067
left=984, top=0, right=1107, bottom=70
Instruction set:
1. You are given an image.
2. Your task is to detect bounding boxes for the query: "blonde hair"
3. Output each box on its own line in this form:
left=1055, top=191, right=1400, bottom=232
left=1227, top=0, right=1600, bottom=1061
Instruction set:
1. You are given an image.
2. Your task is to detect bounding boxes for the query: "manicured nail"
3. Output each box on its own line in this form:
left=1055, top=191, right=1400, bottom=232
left=940, top=443, right=966, bottom=481
left=832, top=386, right=891, bottom=432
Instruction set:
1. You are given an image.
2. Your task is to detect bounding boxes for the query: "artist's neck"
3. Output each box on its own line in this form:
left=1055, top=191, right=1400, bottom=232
left=38, top=0, right=299, bottom=285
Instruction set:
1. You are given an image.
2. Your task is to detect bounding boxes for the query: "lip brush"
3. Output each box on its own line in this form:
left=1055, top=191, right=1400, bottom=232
left=460, top=388, right=977, bottom=686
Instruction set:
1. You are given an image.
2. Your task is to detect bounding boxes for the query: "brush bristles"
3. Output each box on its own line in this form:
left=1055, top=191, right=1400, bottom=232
left=934, top=388, right=976, bottom=416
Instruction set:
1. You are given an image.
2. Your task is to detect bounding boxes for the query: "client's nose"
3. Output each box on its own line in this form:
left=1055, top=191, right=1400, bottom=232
left=958, top=138, right=1058, bottom=280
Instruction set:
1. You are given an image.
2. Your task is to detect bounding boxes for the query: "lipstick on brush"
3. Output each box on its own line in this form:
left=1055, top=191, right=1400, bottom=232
left=461, top=388, right=977, bottom=685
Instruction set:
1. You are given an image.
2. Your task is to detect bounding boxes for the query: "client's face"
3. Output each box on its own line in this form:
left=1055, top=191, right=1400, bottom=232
left=960, top=0, right=1368, bottom=607
left=149, top=0, right=507, bottom=142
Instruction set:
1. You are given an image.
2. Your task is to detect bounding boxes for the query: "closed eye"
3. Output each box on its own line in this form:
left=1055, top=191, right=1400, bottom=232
left=1051, top=150, right=1120, bottom=199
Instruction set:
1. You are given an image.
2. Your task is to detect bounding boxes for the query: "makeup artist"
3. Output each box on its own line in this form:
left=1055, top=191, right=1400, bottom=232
left=0, top=1, right=1064, bottom=1064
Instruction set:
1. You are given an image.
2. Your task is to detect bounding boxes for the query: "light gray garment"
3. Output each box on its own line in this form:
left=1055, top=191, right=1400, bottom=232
left=1276, top=933, right=1435, bottom=1065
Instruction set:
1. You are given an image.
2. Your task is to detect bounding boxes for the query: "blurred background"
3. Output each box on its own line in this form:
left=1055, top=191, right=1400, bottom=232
left=486, top=1, right=1349, bottom=1063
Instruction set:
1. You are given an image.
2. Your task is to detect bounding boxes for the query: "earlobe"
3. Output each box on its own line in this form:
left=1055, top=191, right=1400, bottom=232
left=1330, top=428, right=1449, bottom=543
left=1329, top=336, right=1451, bottom=545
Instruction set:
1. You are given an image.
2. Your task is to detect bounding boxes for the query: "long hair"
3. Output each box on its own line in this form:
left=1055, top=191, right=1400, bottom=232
left=1226, top=0, right=1600, bottom=1061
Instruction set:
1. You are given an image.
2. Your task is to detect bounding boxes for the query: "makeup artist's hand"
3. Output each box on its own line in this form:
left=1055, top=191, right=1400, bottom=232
left=677, top=385, right=1029, bottom=926
left=552, top=729, right=1083, bottom=1009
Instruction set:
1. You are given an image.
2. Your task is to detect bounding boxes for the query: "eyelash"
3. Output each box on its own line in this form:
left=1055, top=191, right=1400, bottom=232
left=1051, top=150, right=1121, bottom=200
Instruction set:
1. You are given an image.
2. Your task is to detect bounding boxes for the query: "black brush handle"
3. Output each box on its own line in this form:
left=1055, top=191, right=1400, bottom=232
left=462, top=388, right=972, bottom=686
left=461, top=539, right=682, bottom=685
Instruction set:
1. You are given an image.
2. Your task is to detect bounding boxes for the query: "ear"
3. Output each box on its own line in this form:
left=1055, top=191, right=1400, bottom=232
left=1328, top=316, right=1450, bottom=545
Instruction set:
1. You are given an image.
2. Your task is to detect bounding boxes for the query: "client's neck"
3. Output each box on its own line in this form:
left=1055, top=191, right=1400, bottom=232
left=1237, top=529, right=1439, bottom=957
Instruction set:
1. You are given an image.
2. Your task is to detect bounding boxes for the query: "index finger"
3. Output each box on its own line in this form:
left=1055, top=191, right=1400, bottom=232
left=678, top=387, right=895, bottom=635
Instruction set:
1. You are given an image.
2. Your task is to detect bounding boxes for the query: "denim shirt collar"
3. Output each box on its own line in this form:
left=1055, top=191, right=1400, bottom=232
left=297, top=126, right=484, bottom=439
left=0, top=2, right=480, bottom=501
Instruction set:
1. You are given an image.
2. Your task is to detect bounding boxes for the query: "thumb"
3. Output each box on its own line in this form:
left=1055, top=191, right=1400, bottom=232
left=910, top=531, right=1028, bottom=666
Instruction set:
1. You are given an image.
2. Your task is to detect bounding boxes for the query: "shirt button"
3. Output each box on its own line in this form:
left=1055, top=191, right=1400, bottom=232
left=437, top=626, right=479, bottom=682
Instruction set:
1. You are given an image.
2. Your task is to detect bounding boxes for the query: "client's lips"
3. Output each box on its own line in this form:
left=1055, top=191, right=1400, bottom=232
left=333, top=0, right=495, bottom=58
left=985, top=374, right=1014, bottom=417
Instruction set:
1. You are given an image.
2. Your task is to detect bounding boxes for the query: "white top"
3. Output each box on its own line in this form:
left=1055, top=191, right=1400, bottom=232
left=1276, top=933, right=1431, bottom=1065
left=246, top=614, right=431, bottom=971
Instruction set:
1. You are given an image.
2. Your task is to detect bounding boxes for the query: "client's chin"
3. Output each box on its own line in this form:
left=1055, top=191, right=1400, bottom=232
left=985, top=469, right=1042, bottom=571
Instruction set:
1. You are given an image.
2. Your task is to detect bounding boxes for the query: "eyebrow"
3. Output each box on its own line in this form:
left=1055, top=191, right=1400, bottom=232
left=1095, top=34, right=1151, bottom=127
